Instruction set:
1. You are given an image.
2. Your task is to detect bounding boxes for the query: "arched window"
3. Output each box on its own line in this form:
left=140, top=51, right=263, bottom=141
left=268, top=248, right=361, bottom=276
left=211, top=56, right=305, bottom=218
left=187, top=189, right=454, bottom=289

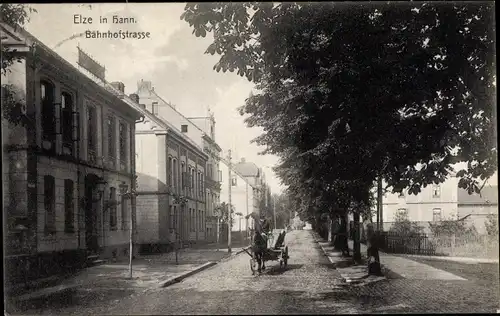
left=61, top=92, right=74, bottom=155
left=41, top=81, right=56, bottom=149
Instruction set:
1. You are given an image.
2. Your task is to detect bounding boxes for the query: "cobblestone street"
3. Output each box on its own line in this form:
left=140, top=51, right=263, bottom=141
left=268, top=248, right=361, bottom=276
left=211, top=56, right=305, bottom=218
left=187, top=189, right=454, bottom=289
left=14, top=230, right=498, bottom=315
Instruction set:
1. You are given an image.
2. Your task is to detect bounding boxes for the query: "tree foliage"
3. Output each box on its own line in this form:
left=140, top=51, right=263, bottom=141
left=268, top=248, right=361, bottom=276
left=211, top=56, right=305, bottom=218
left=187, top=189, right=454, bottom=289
left=183, top=2, right=496, bottom=230
left=1, top=4, right=37, bottom=126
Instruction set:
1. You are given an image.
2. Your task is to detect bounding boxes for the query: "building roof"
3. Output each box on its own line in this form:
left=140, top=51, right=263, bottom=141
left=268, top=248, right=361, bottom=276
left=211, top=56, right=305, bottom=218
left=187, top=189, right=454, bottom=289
left=458, top=185, right=498, bottom=205
left=233, top=160, right=260, bottom=178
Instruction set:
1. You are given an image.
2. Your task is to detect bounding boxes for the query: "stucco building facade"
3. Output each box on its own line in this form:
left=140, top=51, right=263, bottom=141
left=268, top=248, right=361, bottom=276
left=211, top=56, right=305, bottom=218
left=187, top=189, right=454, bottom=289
left=135, top=80, right=221, bottom=244
left=2, top=24, right=142, bottom=283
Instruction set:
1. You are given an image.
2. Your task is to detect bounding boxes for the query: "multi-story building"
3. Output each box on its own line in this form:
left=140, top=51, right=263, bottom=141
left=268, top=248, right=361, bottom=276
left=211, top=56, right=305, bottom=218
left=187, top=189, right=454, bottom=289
left=373, top=170, right=498, bottom=234
left=219, top=159, right=255, bottom=233
left=128, top=88, right=209, bottom=251
left=228, top=158, right=267, bottom=230
left=2, top=23, right=142, bottom=283
left=135, top=80, right=222, bottom=243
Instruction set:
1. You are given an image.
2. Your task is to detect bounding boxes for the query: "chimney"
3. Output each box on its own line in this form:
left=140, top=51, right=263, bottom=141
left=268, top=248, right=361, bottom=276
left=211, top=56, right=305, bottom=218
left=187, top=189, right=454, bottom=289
left=138, top=80, right=152, bottom=92
left=129, top=93, right=139, bottom=104
left=241, top=158, right=246, bottom=163
left=111, top=81, right=125, bottom=93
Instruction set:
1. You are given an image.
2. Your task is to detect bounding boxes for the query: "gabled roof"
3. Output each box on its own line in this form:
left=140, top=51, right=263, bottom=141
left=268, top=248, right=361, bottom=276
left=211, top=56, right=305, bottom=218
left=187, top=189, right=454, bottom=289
left=458, top=185, right=498, bottom=205
left=233, top=161, right=260, bottom=178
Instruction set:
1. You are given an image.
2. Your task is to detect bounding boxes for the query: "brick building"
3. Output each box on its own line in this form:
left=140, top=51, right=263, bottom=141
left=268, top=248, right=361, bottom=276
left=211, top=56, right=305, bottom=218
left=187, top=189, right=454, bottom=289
left=2, top=23, right=142, bottom=283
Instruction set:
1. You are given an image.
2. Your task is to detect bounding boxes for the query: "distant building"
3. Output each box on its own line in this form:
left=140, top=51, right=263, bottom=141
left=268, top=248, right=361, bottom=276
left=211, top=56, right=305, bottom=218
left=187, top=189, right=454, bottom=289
left=135, top=80, right=222, bottom=243
left=219, top=160, right=255, bottom=232
left=374, top=171, right=498, bottom=234
left=457, top=186, right=498, bottom=234
left=2, top=23, right=142, bottom=283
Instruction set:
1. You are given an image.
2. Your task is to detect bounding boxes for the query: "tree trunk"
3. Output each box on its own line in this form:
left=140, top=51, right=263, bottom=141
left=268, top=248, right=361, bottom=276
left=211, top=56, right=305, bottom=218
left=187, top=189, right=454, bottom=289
left=366, top=224, right=382, bottom=275
left=353, top=212, right=361, bottom=262
left=334, top=212, right=349, bottom=256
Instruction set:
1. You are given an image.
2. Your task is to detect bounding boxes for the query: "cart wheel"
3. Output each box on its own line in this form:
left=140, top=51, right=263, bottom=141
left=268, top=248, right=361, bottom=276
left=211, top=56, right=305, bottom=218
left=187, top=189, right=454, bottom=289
left=279, top=259, right=284, bottom=268
left=250, top=258, right=257, bottom=275
left=284, top=246, right=289, bottom=267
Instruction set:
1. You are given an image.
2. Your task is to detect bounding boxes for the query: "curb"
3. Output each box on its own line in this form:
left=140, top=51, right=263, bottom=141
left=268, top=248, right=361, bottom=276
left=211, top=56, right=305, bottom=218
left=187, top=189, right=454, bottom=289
left=313, top=234, right=388, bottom=286
left=160, top=261, right=217, bottom=288
left=160, top=246, right=250, bottom=288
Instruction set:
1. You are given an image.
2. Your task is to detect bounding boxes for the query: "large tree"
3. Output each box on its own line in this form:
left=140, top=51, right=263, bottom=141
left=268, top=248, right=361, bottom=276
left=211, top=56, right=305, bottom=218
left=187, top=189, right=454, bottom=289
left=182, top=2, right=496, bottom=263
left=181, top=2, right=496, bottom=192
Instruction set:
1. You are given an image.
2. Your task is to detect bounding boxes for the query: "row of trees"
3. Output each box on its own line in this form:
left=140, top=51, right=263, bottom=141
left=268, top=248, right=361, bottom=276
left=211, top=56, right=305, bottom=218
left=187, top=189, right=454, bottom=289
left=181, top=2, right=496, bottom=268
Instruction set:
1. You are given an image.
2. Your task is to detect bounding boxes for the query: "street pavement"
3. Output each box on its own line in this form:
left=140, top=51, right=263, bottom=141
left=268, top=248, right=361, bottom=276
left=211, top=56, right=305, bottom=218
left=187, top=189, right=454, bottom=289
left=8, top=230, right=500, bottom=315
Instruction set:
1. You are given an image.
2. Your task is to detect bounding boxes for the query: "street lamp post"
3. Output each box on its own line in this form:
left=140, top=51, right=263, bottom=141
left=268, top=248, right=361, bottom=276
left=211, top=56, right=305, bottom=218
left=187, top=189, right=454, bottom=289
left=119, top=182, right=135, bottom=279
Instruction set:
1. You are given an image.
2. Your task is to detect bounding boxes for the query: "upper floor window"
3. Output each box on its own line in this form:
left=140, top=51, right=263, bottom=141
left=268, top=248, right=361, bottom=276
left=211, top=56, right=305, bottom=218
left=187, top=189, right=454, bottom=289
left=218, top=170, right=222, bottom=182
left=191, top=168, right=195, bottom=194
left=87, top=105, right=97, bottom=162
left=432, top=208, right=442, bottom=222
left=119, top=122, right=127, bottom=170
left=231, top=176, right=237, bottom=186
left=168, top=157, right=173, bottom=187
left=173, top=159, right=178, bottom=192
left=181, top=162, right=186, bottom=189
left=107, top=115, right=116, bottom=162
left=396, top=208, right=408, bottom=220
left=432, top=185, right=441, bottom=198
left=61, top=92, right=75, bottom=156
left=181, top=125, right=188, bottom=133
left=41, top=81, right=56, bottom=148
left=398, top=190, right=405, bottom=198
left=152, top=101, right=159, bottom=115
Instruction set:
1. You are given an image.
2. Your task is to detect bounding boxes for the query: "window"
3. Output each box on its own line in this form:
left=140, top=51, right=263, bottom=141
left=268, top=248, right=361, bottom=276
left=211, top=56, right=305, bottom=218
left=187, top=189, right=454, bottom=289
left=197, top=171, right=201, bottom=198
left=191, top=209, right=195, bottom=232
left=432, top=185, right=441, bottom=198
left=121, top=195, right=128, bottom=230
left=173, top=159, right=178, bottom=192
left=168, top=157, right=173, bottom=187
left=191, top=168, right=195, bottom=196
left=181, top=162, right=186, bottom=189
left=218, top=170, right=222, bottom=182
left=109, top=187, right=117, bottom=230
left=200, top=173, right=204, bottom=199
left=64, top=179, right=75, bottom=233
left=169, top=205, right=174, bottom=231
left=61, top=93, right=74, bottom=155
left=181, top=125, right=188, bottom=133
left=41, top=81, right=56, bottom=149
left=119, top=122, right=127, bottom=171
left=152, top=101, right=159, bottom=115
left=107, top=115, right=116, bottom=164
left=432, top=208, right=442, bottom=222
left=396, top=208, right=408, bottom=220
left=398, top=190, right=405, bottom=198
left=87, top=105, right=97, bottom=162
left=44, top=175, right=56, bottom=233
left=207, top=163, right=212, bottom=180
left=231, top=176, right=237, bottom=186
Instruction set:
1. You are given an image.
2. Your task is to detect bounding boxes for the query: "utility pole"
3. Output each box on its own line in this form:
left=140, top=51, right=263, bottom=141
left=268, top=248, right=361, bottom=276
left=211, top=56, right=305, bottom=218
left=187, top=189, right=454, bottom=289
left=227, top=150, right=232, bottom=254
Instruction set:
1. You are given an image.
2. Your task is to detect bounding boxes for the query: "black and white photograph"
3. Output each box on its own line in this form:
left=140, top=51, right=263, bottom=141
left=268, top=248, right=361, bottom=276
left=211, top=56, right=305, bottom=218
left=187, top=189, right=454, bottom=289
left=1, top=2, right=498, bottom=314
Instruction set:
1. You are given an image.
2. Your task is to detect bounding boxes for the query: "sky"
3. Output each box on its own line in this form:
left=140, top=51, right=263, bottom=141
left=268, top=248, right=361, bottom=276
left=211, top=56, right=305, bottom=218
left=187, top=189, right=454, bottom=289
left=25, top=3, right=285, bottom=194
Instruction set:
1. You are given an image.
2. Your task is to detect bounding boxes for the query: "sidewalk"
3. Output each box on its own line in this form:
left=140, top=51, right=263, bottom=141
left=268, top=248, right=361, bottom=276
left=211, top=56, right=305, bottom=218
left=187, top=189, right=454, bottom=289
left=347, top=240, right=466, bottom=281
left=313, top=232, right=466, bottom=285
left=401, top=253, right=499, bottom=264
left=7, top=245, right=250, bottom=311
